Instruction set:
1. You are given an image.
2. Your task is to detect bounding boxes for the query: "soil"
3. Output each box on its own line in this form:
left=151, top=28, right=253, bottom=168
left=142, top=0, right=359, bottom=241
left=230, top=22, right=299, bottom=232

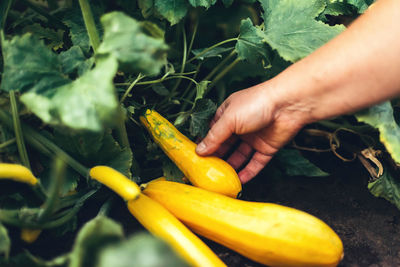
left=205, top=156, right=400, bottom=267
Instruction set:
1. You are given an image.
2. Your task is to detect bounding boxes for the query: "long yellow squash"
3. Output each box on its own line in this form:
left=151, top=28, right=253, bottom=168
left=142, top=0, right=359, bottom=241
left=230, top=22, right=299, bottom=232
left=0, top=163, right=38, bottom=185
left=140, top=109, right=242, bottom=198
left=127, top=194, right=227, bottom=267
left=143, top=181, right=344, bottom=267
left=89, top=166, right=140, bottom=201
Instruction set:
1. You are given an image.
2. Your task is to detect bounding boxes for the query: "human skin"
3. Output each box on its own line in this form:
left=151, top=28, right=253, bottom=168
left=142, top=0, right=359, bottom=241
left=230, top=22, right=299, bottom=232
left=195, top=0, right=400, bottom=183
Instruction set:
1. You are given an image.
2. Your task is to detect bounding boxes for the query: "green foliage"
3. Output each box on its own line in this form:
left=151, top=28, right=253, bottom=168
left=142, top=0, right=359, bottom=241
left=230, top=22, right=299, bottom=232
left=97, top=12, right=168, bottom=76
left=0, top=0, right=398, bottom=265
left=368, top=168, right=400, bottom=210
left=275, top=149, right=329, bottom=177
left=20, top=56, right=119, bottom=131
left=69, top=216, right=124, bottom=267
left=98, top=232, right=189, bottom=267
left=0, top=222, right=10, bottom=259
left=258, top=0, right=345, bottom=62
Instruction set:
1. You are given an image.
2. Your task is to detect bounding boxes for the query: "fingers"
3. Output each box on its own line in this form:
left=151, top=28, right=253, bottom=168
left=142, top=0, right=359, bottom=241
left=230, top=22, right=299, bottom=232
left=238, top=152, right=273, bottom=183
left=196, top=102, right=233, bottom=156
left=213, top=135, right=238, bottom=157
left=196, top=116, right=234, bottom=155
left=226, top=142, right=253, bottom=169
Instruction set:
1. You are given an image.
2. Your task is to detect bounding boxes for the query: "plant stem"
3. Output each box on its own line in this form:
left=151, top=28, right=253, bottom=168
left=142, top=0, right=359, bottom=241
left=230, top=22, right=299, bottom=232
left=38, top=158, right=66, bottom=222
left=169, top=24, right=188, bottom=97
left=10, top=91, right=31, bottom=169
left=0, top=138, right=15, bottom=151
left=78, top=0, right=100, bottom=52
left=203, top=50, right=236, bottom=82
left=120, top=73, right=144, bottom=103
left=0, top=110, right=89, bottom=177
left=187, top=18, right=198, bottom=57
left=0, top=0, right=13, bottom=30
left=186, top=37, right=238, bottom=64
left=207, top=58, right=240, bottom=95
left=316, top=120, right=374, bottom=133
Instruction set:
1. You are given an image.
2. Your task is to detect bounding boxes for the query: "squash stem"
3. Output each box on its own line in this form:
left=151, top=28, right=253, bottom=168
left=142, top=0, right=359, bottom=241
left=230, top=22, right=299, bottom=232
left=78, top=0, right=100, bottom=52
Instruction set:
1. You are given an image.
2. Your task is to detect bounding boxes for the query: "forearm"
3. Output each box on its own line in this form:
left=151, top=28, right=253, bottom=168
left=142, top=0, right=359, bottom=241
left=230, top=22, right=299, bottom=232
left=270, top=0, right=400, bottom=124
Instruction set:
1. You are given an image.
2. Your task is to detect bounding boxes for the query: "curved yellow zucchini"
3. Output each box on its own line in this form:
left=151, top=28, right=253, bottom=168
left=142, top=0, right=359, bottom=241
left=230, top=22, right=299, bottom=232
left=140, top=109, right=242, bottom=198
left=0, top=163, right=38, bottom=185
left=143, top=181, right=344, bottom=267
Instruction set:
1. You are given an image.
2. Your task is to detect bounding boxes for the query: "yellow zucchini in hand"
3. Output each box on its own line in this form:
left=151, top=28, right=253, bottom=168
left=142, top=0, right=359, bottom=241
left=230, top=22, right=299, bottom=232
left=127, top=194, right=227, bottom=267
left=143, top=181, right=344, bottom=267
left=140, top=109, right=242, bottom=198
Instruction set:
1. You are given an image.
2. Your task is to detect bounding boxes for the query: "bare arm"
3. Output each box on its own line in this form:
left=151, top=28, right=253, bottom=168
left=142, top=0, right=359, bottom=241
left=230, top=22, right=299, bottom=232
left=196, top=0, right=400, bottom=183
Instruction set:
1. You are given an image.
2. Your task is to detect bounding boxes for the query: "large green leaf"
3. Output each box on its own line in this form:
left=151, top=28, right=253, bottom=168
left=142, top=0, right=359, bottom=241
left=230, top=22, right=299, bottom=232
left=368, top=169, right=400, bottom=210
left=59, top=46, right=94, bottom=76
left=0, top=0, right=13, bottom=29
left=258, top=0, right=345, bottom=62
left=356, top=102, right=400, bottom=164
left=189, top=99, right=217, bottom=138
left=275, top=149, right=329, bottom=177
left=20, top=56, right=119, bottom=132
left=98, top=12, right=168, bottom=76
left=154, top=0, right=189, bottom=25
left=347, top=0, right=373, bottom=13
left=69, top=216, right=124, bottom=267
left=0, top=34, right=69, bottom=93
left=235, top=18, right=270, bottom=64
left=54, top=130, right=133, bottom=179
left=0, top=222, right=10, bottom=259
left=98, top=232, right=189, bottom=267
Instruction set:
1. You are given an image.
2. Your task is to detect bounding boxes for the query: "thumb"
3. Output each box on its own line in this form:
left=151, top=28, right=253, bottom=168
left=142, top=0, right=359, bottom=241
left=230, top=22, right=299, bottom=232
left=195, top=114, right=233, bottom=156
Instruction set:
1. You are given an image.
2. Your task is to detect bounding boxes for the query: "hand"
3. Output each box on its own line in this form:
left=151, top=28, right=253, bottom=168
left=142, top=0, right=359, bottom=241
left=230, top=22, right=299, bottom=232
left=195, top=81, right=307, bottom=183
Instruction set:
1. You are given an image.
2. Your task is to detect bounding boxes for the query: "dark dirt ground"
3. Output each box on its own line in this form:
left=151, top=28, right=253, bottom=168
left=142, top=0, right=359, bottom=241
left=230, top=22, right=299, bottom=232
left=205, top=156, right=400, bottom=267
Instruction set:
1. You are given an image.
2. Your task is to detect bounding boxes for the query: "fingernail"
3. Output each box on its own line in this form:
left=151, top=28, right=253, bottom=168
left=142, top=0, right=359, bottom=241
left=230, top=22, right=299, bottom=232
left=196, top=142, right=206, bottom=153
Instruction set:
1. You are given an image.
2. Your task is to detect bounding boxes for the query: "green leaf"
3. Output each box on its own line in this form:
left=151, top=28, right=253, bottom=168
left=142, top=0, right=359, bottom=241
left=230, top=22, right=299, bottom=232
left=259, top=0, right=345, bottom=62
left=368, top=169, right=400, bottom=210
left=69, top=216, right=124, bottom=267
left=318, top=1, right=354, bottom=22
left=0, top=222, right=10, bottom=259
left=59, top=46, right=94, bottom=76
left=154, top=0, right=189, bottom=25
left=356, top=102, right=400, bottom=164
left=191, top=47, right=233, bottom=61
left=0, top=34, right=69, bottom=93
left=152, top=84, right=170, bottom=96
left=188, top=0, right=217, bottom=9
left=162, top=157, right=184, bottom=182
left=63, top=8, right=91, bottom=54
left=98, top=11, right=168, bottom=76
left=195, top=80, right=210, bottom=101
left=22, top=23, right=64, bottom=50
left=98, top=232, right=189, bottom=267
left=347, top=0, right=373, bottom=13
left=54, top=130, right=133, bottom=179
left=275, top=149, right=329, bottom=177
left=138, top=0, right=155, bottom=18
left=236, top=18, right=270, bottom=64
left=189, top=99, right=217, bottom=137
left=20, top=56, right=119, bottom=131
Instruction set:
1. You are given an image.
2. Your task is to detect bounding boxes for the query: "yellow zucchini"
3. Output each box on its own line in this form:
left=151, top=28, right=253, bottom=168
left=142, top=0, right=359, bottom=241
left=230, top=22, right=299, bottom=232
left=127, top=194, right=227, bottom=267
left=140, top=109, right=242, bottom=198
left=89, top=166, right=140, bottom=201
left=0, top=163, right=38, bottom=186
left=143, top=181, right=344, bottom=267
